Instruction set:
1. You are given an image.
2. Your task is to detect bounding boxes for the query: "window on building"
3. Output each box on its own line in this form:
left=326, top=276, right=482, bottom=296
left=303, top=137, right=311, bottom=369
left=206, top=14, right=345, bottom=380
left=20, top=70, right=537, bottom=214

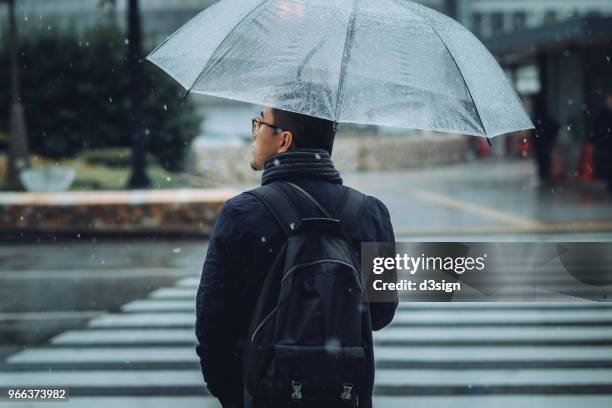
left=491, top=12, right=504, bottom=34
left=512, top=11, right=527, bottom=30
left=472, top=12, right=483, bottom=36
left=543, top=10, right=556, bottom=25
left=516, top=65, right=541, bottom=95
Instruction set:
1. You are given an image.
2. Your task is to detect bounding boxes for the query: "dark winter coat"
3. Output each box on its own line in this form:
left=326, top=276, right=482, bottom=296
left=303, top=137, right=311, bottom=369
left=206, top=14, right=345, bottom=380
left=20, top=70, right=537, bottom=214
left=195, top=147, right=398, bottom=407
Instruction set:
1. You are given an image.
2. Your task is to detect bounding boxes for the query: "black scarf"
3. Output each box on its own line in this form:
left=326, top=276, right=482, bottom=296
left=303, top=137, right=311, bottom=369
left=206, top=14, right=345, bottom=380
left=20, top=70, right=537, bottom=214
left=261, top=148, right=343, bottom=186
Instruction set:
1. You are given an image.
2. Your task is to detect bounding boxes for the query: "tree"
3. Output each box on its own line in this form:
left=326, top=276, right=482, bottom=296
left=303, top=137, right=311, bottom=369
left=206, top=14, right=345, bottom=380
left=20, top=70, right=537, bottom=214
left=3, top=0, right=30, bottom=190
left=0, top=24, right=202, bottom=169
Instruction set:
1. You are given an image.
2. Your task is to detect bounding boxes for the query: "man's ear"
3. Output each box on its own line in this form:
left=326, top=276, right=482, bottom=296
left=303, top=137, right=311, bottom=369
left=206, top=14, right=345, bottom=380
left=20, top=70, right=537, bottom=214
left=279, top=130, right=294, bottom=152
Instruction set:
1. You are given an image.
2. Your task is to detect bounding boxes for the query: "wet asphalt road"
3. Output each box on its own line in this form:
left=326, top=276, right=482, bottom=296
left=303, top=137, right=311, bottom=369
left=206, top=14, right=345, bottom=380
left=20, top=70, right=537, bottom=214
left=0, top=240, right=206, bottom=360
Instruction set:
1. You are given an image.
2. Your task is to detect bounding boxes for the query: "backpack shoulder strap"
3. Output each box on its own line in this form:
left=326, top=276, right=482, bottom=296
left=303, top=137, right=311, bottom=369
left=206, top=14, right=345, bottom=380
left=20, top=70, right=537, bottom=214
left=246, top=184, right=301, bottom=236
left=335, top=186, right=367, bottom=237
left=283, top=181, right=367, bottom=239
left=284, top=182, right=332, bottom=218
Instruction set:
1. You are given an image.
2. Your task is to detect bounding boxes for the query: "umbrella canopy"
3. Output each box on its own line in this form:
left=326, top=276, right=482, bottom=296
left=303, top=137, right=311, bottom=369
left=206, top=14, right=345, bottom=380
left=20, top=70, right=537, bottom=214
left=146, top=0, right=534, bottom=138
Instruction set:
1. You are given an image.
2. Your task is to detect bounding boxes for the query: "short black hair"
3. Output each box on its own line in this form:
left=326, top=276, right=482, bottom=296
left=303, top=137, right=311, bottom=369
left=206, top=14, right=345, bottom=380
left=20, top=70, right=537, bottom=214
left=270, top=108, right=337, bottom=155
left=268, top=80, right=337, bottom=155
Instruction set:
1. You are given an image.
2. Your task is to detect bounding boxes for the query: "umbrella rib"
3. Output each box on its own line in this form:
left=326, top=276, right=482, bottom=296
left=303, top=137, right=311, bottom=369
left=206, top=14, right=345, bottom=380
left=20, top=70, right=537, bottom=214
left=333, top=0, right=359, bottom=122
left=184, top=0, right=271, bottom=98
left=424, top=22, right=487, bottom=136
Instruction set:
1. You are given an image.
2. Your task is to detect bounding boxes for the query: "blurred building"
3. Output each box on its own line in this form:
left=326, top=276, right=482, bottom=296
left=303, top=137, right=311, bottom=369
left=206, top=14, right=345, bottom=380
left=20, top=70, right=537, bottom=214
left=467, top=0, right=612, bottom=39
left=453, top=0, right=612, bottom=172
left=449, top=1, right=612, bottom=98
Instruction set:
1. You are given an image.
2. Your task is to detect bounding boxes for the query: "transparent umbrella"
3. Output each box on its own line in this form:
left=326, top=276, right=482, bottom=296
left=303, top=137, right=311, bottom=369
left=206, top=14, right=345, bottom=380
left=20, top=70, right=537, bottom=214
left=146, top=0, right=534, bottom=138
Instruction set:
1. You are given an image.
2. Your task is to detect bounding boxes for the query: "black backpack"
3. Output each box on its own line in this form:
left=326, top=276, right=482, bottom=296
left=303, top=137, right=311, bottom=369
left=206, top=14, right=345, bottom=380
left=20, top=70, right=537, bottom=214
left=243, top=181, right=374, bottom=408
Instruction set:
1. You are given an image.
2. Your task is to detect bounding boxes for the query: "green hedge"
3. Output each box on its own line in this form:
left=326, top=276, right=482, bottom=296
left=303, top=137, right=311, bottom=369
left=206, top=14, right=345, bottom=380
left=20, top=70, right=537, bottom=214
left=0, top=24, right=202, bottom=171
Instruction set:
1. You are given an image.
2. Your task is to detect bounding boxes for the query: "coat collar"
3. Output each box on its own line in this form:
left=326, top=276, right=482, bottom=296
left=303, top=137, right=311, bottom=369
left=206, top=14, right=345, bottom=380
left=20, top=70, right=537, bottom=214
left=261, top=148, right=343, bottom=186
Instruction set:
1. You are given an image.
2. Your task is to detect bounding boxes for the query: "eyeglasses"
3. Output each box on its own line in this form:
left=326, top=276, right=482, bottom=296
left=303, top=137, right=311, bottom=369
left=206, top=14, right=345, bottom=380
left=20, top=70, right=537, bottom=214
left=252, top=117, right=284, bottom=137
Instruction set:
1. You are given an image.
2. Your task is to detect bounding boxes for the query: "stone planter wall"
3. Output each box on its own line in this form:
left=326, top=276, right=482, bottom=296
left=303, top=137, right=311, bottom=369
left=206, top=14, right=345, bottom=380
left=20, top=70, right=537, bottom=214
left=0, top=189, right=238, bottom=239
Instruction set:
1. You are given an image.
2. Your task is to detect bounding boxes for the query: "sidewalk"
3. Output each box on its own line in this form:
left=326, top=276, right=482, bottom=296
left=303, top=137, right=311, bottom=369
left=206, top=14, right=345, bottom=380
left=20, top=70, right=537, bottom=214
left=228, top=157, right=612, bottom=238
left=343, top=158, right=612, bottom=238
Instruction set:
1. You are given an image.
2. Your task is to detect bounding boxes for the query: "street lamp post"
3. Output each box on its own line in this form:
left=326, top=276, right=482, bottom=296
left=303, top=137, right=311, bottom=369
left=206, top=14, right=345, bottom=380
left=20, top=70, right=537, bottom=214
left=4, top=0, right=30, bottom=190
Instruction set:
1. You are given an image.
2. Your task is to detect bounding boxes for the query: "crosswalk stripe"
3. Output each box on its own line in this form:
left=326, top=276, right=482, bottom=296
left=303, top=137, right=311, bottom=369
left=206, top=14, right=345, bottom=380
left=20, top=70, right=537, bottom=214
left=88, top=313, right=194, bottom=328
left=374, top=326, right=612, bottom=342
left=8, top=345, right=612, bottom=365
left=84, top=309, right=612, bottom=330
left=0, top=370, right=204, bottom=387
left=391, top=309, right=612, bottom=323
left=120, top=300, right=612, bottom=314
left=6, top=348, right=196, bottom=364
left=121, top=300, right=194, bottom=312
left=177, top=274, right=606, bottom=285
left=148, top=286, right=610, bottom=301
left=374, top=346, right=612, bottom=361
left=149, top=288, right=197, bottom=299
left=375, top=369, right=612, bottom=386
left=48, top=326, right=612, bottom=346
left=3, top=368, right=612, bottom=388
left=50, top=329, right=196, bottom=345
left=397, top=302, right=612, bottom=309
left=0, top=311, right=102, bottom=321
left=176, top=277, right=200, bottom=287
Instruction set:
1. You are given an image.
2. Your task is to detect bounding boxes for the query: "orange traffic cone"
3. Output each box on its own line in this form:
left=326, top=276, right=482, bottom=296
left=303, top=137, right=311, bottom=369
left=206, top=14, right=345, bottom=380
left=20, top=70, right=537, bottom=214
left=577, top=142, right=595, bottom=181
